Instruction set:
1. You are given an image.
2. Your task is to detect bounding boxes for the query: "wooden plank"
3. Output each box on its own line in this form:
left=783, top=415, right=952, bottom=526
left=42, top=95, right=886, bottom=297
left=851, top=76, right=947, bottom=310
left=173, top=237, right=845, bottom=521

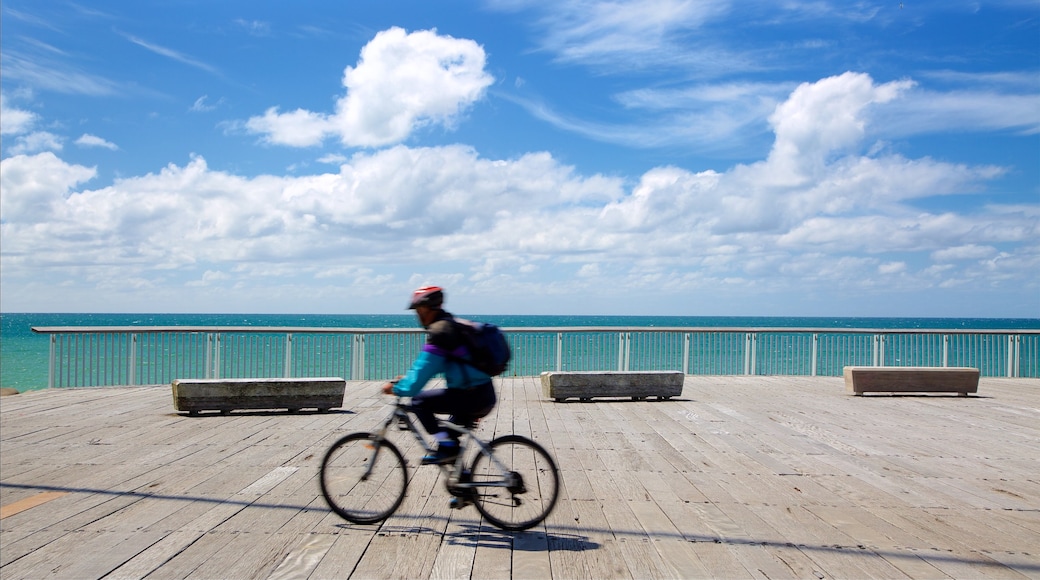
left=468, top=521, right=513, bottom=580
left=510, top=527, right=553, bottom=580
left=306, top=528, right=375, bottom=578
left=267, top=532, right=338, bottom=580
left=0, top=528, right=167, bottom=579
left=0, top=491, right=67, bottom=519
left=428, top=512, right=478, bottom=579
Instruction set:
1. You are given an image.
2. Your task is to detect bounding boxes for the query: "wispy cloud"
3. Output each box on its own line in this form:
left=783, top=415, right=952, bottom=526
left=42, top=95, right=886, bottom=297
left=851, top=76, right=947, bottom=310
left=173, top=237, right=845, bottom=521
left=234, top=19, right=272, bottom=37
left=522, top=0, right=745, bottom=73
left=122, top=33, right=221, bottom=76
left=190, top=95, right=224, bottom=112
left=2, top=6, right=64, bottom=32
left=0, top=51, right=123, bottom=96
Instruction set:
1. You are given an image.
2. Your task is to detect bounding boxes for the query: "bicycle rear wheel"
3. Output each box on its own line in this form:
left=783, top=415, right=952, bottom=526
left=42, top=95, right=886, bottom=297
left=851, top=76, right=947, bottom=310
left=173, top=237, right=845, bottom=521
left=320, top=432, right=407, bottom=524
left=468, top=434, right=560, bottom=531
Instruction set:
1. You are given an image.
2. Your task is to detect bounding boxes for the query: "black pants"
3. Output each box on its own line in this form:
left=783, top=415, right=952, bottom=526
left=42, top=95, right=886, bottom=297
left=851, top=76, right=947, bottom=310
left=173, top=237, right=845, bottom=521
left=410, top=381, right=496, bottom=438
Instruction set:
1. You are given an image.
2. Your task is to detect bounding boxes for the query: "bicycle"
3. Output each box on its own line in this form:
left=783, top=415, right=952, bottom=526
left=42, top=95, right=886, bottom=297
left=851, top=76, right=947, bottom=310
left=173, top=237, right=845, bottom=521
left=319, top=396, right=560, bottom=531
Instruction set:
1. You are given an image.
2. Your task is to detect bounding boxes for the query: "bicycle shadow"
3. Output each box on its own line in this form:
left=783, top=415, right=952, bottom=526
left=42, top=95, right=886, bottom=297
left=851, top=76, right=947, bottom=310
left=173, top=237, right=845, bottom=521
left=446, top=522, right=600, bottom=552
left=339, top=519, right=599, bottom=552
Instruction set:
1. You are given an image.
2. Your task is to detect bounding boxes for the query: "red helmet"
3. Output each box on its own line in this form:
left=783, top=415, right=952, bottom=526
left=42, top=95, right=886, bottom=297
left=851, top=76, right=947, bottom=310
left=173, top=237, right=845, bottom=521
left=408, top=285, right=444, bottom=309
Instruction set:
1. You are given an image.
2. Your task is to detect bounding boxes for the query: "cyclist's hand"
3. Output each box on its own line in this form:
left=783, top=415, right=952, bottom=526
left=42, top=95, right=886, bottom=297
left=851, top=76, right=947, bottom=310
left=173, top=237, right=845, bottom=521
left=381, top=382, right=396, bottom=395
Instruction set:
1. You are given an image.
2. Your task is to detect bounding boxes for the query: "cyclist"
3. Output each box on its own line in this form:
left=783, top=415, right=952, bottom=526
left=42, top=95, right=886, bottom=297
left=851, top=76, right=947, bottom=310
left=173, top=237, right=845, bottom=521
left=382, top=285, right=497, bottom=465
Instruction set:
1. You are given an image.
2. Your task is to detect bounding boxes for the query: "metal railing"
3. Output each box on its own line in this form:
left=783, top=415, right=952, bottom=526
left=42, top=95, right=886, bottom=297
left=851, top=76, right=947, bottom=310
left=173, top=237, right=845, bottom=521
left=31, top=326, right=1040, bottom=388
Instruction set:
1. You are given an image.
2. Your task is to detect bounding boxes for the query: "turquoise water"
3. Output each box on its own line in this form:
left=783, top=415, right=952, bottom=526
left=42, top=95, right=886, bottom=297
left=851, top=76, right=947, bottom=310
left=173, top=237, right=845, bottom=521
left=3, top=312, right=1038, bottom=391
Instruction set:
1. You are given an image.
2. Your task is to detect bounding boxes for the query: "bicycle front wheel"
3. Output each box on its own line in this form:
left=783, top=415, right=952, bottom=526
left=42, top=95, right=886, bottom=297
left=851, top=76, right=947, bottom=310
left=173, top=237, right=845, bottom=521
left=319, top=432, right=407, bottom=524
left=469, top=434, right=560, bottom=531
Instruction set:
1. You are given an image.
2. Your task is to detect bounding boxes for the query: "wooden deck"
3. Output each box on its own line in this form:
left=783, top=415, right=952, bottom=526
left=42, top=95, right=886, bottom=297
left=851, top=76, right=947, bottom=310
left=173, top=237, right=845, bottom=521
left=2, top=376, right=1038, bottom=579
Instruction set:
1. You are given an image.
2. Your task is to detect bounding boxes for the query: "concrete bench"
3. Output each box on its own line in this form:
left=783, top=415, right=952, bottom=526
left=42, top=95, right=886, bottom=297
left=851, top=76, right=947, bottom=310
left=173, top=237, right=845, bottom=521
left=843, top=366, right=979, bottom=396
left=172, top=377, right=346, bottom=415
left=541, top=371, right=684, bottom=402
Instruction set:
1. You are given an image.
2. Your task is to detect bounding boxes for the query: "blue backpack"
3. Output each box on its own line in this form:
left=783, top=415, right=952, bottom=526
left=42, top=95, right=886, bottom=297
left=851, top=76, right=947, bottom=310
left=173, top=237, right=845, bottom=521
left=452, top=318, right=511, bottom=377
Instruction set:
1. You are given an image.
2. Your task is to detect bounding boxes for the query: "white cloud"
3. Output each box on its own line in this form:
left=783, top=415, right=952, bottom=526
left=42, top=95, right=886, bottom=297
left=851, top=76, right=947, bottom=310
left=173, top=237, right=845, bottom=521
left=234, top=19, right=271, bottom=37
left=932, top=244, right=998, bottom=262
left=245, top=27, right=494, bottom=148
left=0, top=152, right=96, bottom=222
left=2, top=72, right=1036, bottom=313
left=507, top=81, right=787, bottom=152
left=246, top=107, right=331, bottom=147
left=123, top=33, right=221, bottom=76
left=75, top=134, right=119, bottom=150
left=317, top=153, right=348, bottom=165
left=9, top=131, right=63, bottom=154
left=878, top=88, right=1040, bottom=136
left=190, top=95, right=223, bottom=112
left=0, top=51, right=124, bottom=96
left=765, top=72, right=914, bottom=179
left=0, top=93, right=38, bottom=135
left=519, top=0, right=740, bottom=72
left=878, top=261, right=907, bottom=275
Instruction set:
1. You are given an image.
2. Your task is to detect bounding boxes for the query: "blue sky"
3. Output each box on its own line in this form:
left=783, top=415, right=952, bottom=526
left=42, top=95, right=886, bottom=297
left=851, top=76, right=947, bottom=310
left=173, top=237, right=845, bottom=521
left=1, top=1, right=1038, bottom=317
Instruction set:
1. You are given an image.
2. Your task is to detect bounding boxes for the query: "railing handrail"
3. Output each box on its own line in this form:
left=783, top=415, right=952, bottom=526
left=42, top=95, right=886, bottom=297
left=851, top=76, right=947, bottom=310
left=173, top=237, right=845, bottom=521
left=31, top=325, right=1040, bottom=335
left=32, top=325, right=1040, bottom=387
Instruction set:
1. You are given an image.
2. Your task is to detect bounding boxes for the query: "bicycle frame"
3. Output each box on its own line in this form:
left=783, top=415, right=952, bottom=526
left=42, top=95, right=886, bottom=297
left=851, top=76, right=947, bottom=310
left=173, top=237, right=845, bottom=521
left=368, top=399, right=517, bottom=491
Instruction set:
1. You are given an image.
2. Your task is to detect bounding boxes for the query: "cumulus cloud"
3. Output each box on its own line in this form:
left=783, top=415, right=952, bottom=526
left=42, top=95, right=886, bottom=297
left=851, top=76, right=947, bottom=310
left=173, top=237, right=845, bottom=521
left=765, top=72, right=914, bottom=180
left=0, top=93, right=38, bottom=135
left=8, top=131, right=63, bottom=155
left=75, top=134, right=119, bottom=150
left=1, top=72, right=1036, bottom=312
left=0, top=151, right=96, bottom=222
left=245, top=27, right=494, bottom=148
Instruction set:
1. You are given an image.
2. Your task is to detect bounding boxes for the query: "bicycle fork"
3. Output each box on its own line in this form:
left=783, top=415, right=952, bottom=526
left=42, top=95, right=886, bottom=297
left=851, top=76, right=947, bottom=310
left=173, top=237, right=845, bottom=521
left=358, top=418, right=396, bottom=482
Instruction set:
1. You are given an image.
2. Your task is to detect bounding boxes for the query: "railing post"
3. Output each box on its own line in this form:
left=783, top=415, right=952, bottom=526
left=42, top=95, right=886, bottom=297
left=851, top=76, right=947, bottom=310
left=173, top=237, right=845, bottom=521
left=284, top=334, right=293, bottom=378
left=350, top=334, right=365, bottom=380
left=751, top=333, right=757, bottom=375
left=683, top=333, right=690, bottom=375
left=811, top=333, right=818, bottom=377
left=556, top=332, right=563, bottom=371
left=744, top=333, right=750, bottom=375
left=1008, top=335, right=1018, bottom=378
left=744, top=333, right=756, bottom=375
left=48, top=335, right=56, bottom=389
left=211, top=334, right=223, bottom=379
left=129, top=334, right=137, bottom=386
left=872, top=334, right=881, bottom=366
left=942, top=335, right=949, bottom=367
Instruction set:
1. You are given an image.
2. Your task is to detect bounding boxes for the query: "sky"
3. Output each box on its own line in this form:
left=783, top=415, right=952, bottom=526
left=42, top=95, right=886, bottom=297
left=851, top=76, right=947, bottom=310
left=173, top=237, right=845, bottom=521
left=1, top=1, right=1038, bottom=318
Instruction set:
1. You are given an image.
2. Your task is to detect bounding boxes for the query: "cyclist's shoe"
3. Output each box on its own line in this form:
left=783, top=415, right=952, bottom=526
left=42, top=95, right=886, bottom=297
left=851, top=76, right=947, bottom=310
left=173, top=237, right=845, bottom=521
left=421, top=442, right=459, bottom=465
left=449, top=496, right=471, bottom=510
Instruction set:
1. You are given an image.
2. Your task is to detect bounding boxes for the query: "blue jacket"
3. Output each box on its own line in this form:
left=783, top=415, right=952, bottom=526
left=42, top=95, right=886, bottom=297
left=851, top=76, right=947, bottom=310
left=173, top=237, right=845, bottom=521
left=392, top=312, right=491, bottom=397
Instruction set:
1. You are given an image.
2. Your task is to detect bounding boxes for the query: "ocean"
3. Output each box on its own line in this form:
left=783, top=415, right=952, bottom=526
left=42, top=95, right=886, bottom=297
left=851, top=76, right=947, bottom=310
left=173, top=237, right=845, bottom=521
left=3, top=312, right=1038, bottom=391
